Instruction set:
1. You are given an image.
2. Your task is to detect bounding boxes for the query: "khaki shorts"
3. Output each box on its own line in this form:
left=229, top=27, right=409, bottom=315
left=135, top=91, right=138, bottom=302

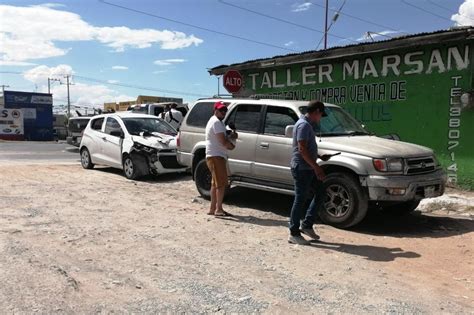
left=206, top=156, right=228, bottom=188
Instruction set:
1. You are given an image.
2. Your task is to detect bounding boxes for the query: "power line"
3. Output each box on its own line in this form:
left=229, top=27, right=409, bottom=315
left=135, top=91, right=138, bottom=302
left=217, top=0, right=357, bottom=43
left=98, top=0, right=297, bottom=52
left=400, top=0, right=453, bottom=22
left=426, top=0, right=474, bottom=23
left=316, top=0, right=347, bottom=49
left=310, top=0, right=406, bottom=34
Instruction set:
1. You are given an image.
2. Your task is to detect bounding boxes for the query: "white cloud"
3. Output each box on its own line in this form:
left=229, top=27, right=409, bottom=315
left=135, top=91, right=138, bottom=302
left=0, top=4, right=203, bottom=63
left=153, top=70, right=168, bottom=74
left=107, top=80, right=119, bottom=84
left=284, top=41, right=295, bottom=47
left=0, top=60, right=37, bottom=66
left=34, top=3, right=66, bottom=8
left=153, top=59, right=187, bottom=66
left=22, top=65, right=134, bottom=108
left=452, top=0, right=474, bottom=26
left=292, top=2, right=312, bottom=12
left=112, top=66, right=128, bottom=70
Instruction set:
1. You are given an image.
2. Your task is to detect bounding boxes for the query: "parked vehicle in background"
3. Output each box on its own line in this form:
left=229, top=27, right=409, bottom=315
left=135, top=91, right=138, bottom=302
left=80, top=113, right=186, bottom=179
left=66, top=117, right=91, bottom=147
left=177, top=98, right=447, bottom=228
left=128, top=102, right=188, bottom=119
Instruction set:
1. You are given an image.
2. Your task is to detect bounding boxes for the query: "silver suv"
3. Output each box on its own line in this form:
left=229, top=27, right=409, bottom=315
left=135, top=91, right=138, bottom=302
left=177, top=98, right=446, bottom=228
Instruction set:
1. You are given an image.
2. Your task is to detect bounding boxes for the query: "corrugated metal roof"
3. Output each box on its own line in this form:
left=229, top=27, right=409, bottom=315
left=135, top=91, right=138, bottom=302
left=209, top=27, right=474, bottom=74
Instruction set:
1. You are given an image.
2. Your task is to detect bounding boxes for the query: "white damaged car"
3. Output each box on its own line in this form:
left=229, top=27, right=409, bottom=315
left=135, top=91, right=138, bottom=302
left=79, top=113, right=187, bottom=179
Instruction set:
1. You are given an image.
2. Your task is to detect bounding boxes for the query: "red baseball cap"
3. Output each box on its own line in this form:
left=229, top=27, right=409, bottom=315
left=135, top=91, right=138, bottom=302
left=214, top=101, right=227, bottom=110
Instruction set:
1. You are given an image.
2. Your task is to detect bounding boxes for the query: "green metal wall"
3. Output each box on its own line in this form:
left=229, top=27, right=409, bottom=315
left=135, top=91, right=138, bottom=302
left=238, top=40, right=473, bottom=190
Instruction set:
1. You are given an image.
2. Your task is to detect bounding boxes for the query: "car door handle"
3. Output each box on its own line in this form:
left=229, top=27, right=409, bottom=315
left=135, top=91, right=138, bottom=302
left=260, top=142, right=269, bottom=149
left=101, top=137, right=107, bottom=141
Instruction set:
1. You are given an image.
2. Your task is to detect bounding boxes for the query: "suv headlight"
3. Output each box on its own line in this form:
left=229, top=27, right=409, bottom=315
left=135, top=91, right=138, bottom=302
left=373, top=158, right=404, bottom=172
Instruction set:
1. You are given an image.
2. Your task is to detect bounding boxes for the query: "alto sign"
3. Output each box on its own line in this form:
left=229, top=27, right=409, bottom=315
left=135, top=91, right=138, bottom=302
left=223, top=70, right=243, bottom=94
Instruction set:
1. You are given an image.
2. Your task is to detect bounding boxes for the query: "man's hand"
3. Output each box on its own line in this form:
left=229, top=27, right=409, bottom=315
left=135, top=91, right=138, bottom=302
left=229, top=131, right=238, bottom=140
left=225, top=141, right=235, bottom=150
left=314, top=166, right=326, bottom=181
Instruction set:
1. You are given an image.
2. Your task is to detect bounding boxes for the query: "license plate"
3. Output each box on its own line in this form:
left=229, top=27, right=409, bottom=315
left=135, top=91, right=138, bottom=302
left=424, top=185, right=436, bottom=198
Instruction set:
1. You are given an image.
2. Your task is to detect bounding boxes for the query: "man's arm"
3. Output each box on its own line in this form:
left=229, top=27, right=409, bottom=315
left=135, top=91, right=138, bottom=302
left=298, top=140, right=325, bottom=181
left=216, top=132, right=235, bottom=150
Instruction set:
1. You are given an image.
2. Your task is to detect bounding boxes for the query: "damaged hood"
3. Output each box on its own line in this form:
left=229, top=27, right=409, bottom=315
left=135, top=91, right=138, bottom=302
left=131, top=133, right=177, bottom=149
left=318, top=135, right=433, bottom=158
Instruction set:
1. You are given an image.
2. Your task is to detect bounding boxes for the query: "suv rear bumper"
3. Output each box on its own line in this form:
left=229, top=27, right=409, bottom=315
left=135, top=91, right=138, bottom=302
left=365, top=169, right=446, bottom=201
left=177, top=151, right=193, bottom=168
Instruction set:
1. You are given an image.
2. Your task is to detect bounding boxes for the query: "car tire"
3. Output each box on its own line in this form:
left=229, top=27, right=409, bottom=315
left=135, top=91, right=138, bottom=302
left=123, top=154, right=145, bottom=180
left=383, top=200, right=421, bottom=215
left=195, top=159, right=212, bottom=199
left=320, top=172, right=368, bottom=228
left=80, top=148, right=94, bottom=169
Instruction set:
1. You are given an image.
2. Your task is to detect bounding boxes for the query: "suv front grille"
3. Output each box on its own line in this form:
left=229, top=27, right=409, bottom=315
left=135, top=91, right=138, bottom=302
left=405, top=157, right=435, bottom=174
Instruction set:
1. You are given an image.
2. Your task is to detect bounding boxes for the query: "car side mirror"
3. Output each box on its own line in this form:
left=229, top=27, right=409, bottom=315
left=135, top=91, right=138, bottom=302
left=110, top=130, right=124, bottom=138
left=285, top=125, right=294, bottom=138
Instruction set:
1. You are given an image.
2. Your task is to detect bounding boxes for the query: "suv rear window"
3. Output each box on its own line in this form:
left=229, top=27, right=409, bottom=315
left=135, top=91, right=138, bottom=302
left=186, top=102, right=215, bottom=127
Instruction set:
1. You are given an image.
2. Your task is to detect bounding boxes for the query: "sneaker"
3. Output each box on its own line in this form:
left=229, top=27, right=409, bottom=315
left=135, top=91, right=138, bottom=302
left=288, top=234, right=310, bottom=245
left=301, top=228, right=320, bottom=240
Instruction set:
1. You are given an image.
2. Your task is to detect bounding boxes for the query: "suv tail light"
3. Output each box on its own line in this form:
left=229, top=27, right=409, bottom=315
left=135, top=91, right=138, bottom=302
left=177, top=131, right=181, bottom=147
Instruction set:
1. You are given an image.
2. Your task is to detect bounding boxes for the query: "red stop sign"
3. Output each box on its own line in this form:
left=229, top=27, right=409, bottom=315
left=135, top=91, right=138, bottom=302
left=223, top=70, right=243, bottom=94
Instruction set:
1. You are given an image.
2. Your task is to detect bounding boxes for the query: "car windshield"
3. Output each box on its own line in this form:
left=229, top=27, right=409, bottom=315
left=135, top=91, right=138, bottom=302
left=122, top=117, right=177, bottom=136
left=299, top=106, right=370, bottom=136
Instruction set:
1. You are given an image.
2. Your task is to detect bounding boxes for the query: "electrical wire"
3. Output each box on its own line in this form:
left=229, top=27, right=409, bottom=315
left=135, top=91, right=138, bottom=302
left=400, top=0, right=453, bottom=22
left=316, top=0, right=347, bottom=49
left=310, top=0, right=406, bottom=34
left=217, top=0, right=357, bottom=43
left=98, top=0, right=297, bottom=52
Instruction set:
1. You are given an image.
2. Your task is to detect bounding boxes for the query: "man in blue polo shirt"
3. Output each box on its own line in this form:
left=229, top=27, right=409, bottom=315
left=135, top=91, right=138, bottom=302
left=289, top=100, right=330, bottom=245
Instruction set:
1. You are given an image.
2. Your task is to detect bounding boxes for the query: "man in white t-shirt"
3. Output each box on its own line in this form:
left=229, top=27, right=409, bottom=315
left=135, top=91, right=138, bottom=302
left=164, top=103, right=183, bottom=130
left=205, top=101, right=237, bottom=217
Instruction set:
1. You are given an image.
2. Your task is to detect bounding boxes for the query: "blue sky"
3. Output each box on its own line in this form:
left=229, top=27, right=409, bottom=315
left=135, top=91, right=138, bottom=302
left=0, top=0, right=472, bottom=112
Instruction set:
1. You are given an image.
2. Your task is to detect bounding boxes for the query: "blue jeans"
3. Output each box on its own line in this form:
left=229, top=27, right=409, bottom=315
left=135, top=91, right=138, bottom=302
left=289, top=167, right=325, bottom=235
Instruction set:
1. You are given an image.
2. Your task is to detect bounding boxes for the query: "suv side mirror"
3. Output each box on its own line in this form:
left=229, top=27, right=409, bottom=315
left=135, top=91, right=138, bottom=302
left=285, top=125, right=294, bottom=138
left=110, top=130, right=124, bottom=138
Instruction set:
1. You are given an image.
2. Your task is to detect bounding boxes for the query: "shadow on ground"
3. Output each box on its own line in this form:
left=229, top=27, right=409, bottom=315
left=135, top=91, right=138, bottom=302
left=352, top=210, right=474, bottom=239
left=309, top=240, right=421, bottom=262
left=225, top=187, right=473, bottom=239
left=90, top=167, right=192, bottom=183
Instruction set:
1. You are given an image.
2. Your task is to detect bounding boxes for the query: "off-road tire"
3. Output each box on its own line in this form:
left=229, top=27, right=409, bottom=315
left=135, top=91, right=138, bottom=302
left=320, top=172, right=368, bottom=228
left=80, top=148, right=94, bottom=169
left=194, top=159, right=212, bottom=199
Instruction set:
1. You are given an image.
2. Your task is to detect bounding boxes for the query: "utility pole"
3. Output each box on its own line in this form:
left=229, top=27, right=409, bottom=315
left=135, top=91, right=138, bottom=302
left=61, top=75, right=74, bottom=117
left=0, top=85, right=9, bottom=93
left=324, top=0, right=329, bottom=49
left=48, top=78, right=60, bottom=94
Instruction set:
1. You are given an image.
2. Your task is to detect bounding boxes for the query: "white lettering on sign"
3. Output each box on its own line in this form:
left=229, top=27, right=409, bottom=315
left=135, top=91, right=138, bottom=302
left=242, top=45, right=470, bottom=91
left=404, top=52, right=424, bottom=75
left=225, top=76, right=242, bottom=87
left=446, top=75, right=463, bottom=184
left=343, top=60, right=359, bottom=80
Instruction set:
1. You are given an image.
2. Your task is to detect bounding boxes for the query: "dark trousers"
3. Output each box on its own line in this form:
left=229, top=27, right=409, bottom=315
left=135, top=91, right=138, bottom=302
left=289, top=167, right=325, bottom=236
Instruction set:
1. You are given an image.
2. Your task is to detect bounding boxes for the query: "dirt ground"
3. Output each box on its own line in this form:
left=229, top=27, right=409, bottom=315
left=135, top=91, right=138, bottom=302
left=0, top=163, right=473, bottom=313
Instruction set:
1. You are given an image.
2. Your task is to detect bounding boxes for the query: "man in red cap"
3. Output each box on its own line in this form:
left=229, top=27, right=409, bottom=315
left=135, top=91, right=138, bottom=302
left=205, top=101, right=237, bottom=216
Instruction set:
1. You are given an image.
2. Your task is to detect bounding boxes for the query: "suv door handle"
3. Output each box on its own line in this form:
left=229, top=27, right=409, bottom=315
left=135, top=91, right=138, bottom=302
left=260, top=142, right=269, bottom=149
left=101, top=137, right=107, bottom=141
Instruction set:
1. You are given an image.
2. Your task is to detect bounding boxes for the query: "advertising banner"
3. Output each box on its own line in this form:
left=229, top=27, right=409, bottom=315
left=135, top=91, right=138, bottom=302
left=0, top=108, right=24, bottom=140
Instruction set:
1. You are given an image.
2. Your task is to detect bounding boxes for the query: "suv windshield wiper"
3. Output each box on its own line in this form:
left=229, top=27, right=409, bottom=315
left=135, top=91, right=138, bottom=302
left=347, top=131, right=371, bottom=136
left=319, top=131, right=371, bottom=137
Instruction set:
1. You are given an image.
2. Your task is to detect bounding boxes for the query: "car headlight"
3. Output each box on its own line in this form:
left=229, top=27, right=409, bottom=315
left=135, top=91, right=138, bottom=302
left=373, top=158, right=404, bottom=172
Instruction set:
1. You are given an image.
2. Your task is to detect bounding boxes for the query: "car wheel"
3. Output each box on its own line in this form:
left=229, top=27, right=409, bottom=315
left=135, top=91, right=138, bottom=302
left=194, top=159, right=212, bottom=199
left=80, top=148, right=94, bottom=169
left=320, top=172, right=368, bottom=228
left=383, top=200, right=421, bottom=215
left=123, top=154, right=143, bottom=180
